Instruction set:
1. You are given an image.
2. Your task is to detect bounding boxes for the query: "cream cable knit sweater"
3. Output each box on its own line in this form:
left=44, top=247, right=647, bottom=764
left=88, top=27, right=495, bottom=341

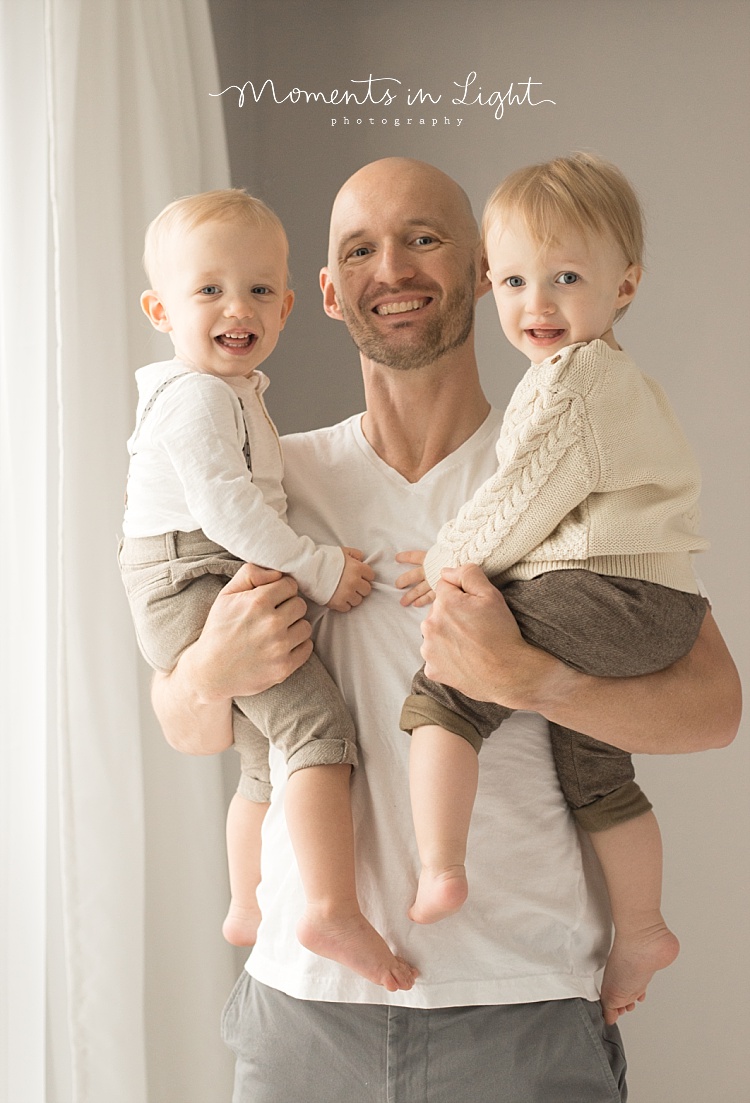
left=424, top=340, right=707, bottom=594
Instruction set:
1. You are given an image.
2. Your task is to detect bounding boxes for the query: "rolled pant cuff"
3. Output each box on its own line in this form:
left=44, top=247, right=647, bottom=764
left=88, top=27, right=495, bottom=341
left=237, top=775, right=273, bottom=803
left=573, top=780, right=653, bottom=833
left=400, top=695, right=483, bottom=754
left=286, top=738, right=358, bottom=776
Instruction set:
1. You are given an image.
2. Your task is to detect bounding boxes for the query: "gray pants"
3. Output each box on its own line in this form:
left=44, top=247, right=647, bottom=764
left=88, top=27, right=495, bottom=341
left=402, top=571, right=708, bottom=832
left=118, top=530, right=357, bottom=802
left=221, top=974, right=628, bottom=1103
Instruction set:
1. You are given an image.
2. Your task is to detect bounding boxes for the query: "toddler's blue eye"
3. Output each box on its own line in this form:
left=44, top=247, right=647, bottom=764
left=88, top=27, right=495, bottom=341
left=200, top=285, right=221, bottom=295
left=557, top=272, right=579, bottom=285
left=252, top=287, right=271, bottom=295
left=505, top=276, right=524, bottom=288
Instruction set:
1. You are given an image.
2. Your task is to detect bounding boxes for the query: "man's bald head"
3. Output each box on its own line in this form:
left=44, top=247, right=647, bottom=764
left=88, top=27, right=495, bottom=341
left=327, top=158, right=480, bottom=271
left=321, top=158, right=487, bottom=372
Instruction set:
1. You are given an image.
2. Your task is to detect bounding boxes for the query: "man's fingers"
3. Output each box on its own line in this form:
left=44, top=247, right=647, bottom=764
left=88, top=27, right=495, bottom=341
left=220, top=563, right=283, bottom=594
left=438, top=562, right=491, bottom=595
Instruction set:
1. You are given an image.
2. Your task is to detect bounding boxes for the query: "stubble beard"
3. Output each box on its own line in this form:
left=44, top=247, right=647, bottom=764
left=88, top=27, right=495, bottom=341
left=339, top=265, right=476, bottom=371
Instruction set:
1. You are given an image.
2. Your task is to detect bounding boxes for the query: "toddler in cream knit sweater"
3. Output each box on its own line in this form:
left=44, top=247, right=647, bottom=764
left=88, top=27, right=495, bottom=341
left=398, top=153, right=708, bottom=1024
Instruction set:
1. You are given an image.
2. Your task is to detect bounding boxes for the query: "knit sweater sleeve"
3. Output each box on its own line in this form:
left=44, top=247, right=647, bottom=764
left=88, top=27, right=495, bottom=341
left=153, top=374, right=345, bottom=604
left=423, top=378, right=599, bottom=590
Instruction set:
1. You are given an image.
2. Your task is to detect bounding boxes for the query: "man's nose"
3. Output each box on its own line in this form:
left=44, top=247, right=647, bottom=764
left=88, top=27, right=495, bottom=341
left=374, top=242, right=417, bottom=284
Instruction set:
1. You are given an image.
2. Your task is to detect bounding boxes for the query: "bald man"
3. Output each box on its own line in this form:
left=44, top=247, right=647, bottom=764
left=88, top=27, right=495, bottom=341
left=153, top=159, right=739, bottom=1103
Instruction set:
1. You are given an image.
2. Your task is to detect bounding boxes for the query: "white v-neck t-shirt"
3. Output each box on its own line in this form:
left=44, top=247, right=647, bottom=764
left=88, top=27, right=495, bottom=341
left=247, top=410, right=611, bottom=1007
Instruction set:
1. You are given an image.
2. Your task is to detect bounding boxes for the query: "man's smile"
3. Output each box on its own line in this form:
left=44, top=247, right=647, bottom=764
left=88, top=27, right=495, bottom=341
left=374, top=298, right=431, bottom=316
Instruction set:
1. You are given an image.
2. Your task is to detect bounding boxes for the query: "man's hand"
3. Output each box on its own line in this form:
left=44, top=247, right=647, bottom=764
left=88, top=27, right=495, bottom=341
left=420, top=563, right=530, bottom=703
left=395, top=550, right=436, bottom=607
left=152, top=562, right=313, bottom=755
left=327, top=547, right=375, bottom=612
left=421, top=563, right=741, bottom=755
left=194, top=563, right=313, bottom=699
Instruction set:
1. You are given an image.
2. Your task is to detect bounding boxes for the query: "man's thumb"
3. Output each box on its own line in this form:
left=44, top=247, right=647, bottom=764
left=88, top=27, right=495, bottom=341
left=439, top=562, right=488, bottom=595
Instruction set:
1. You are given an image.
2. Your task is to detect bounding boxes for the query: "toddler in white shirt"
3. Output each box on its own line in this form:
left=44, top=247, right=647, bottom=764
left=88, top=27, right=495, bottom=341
left=119, top=189, right=416, bottom=992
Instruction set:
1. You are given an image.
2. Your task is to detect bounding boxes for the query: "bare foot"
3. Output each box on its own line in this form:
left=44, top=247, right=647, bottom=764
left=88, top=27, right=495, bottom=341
left=408, top=864, right=468, bottom=924
left=600, top=922, right=680, bottom=1024
left=222, top=900, right=262, bottom=947
left=297, top=909, right=418, bottom=991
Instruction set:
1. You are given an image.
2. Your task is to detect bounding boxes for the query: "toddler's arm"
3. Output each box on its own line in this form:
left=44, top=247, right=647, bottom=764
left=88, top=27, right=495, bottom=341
left=423, top=381, right=594, bottom=589
left=327, top=547, right=375, bottom=612
left=153, top=374, right=346, bottom=604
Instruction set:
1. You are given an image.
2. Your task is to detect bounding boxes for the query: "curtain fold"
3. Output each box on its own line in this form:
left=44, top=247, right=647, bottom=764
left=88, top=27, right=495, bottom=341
left=0, top=2, right=50, bottom=1099
left=2, top=2, right=234, bottom=1099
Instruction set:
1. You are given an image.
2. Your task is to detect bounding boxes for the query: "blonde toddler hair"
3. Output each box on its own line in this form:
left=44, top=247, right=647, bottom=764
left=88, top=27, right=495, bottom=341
left=143, top=188, right=289, bottom=288
left=483, top=152, right=644, bottom=320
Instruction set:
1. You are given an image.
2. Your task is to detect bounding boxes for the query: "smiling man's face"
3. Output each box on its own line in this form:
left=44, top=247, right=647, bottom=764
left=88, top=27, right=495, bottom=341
left=321, top=159, right=482, bottom=370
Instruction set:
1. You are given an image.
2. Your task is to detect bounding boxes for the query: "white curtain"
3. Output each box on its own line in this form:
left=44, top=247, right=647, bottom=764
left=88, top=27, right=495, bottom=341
left=1, top=2, right=237, bottom=1100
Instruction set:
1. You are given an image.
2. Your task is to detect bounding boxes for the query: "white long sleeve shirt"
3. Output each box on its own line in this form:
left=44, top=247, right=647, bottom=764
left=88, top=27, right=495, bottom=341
left=122, top=360, right=344, bottom=605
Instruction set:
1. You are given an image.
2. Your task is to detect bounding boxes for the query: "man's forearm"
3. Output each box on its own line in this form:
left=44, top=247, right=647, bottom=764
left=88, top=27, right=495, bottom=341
left=517, top=610, right=740, bottom=754
left=421, top=565, right=741, bottom=756
left=151, top=646, right=235, bottom=756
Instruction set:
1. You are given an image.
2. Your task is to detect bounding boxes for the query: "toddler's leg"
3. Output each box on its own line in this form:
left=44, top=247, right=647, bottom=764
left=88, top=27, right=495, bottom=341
left=591, top=811, right=680, bottom=1025
left=223, top=793, right=270, bottom=947
left=401, top=664, right=508, bottom=923
left=285, top=764, right=418, bottom=992
left=223, top=711, right=273, bottom=947
left=408, top=725, right=479, bottom=924
left=551, top=721, right=679, bottom=1024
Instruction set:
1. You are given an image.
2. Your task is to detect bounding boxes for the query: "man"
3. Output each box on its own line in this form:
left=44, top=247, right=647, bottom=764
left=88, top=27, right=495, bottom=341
left=153, top=159, right=739, bottom=1102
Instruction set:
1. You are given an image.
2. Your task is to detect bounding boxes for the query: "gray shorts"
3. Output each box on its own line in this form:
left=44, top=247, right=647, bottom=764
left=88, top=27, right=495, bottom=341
left=221, top=973, right=627, bottom=1103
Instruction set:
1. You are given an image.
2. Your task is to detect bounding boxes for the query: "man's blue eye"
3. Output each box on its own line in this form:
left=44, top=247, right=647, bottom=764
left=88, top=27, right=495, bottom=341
left=506, top=276, right=524, bottom=288
left=350, top=247, right=371, bottom=258
left=557, top=272, right=579, bottom=285
left=414, top=236, right=435, bottom=246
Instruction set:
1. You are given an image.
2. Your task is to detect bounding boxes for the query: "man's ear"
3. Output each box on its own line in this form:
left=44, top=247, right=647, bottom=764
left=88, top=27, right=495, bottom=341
left=140, top=290, right=171, bottom=332
left=616, top=265, right=643, bottom=309
left=320, top=268, right=344, bottom=321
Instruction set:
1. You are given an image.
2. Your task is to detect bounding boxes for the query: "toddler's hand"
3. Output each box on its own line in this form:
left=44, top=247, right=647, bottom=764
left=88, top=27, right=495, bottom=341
left=395, top=550, right=436, bottom=608
left=327, top=547, right=375, bottom=612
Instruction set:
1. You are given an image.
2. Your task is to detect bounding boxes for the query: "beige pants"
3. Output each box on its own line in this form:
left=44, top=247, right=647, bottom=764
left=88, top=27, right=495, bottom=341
left=402, top=570, right=708, bottom=832
left=119, top=530, right=357, bottom=802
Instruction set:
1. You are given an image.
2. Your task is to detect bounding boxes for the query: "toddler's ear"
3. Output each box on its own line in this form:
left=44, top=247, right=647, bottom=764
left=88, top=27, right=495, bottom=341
left=617, top=265, right=643, bottom=308
left=140, top=289, right=171, bottom=332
